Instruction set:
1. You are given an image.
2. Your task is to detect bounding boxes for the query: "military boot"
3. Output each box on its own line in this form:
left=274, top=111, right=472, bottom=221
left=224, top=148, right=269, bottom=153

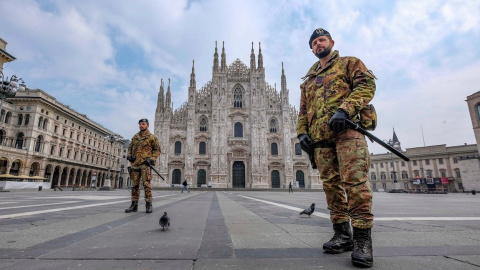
left=323, top=222, right=353, bottom=254
left=146, top=202, right=153, bottom=213
left=125, top=201, right=138, bottom=213
left=351, top=227, right=373, bottom=268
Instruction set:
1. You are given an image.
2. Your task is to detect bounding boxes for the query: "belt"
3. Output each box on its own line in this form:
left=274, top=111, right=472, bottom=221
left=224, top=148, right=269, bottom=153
left=131, top=168, right=141, bottom=172
left=313, top=141, right=336, bottom=149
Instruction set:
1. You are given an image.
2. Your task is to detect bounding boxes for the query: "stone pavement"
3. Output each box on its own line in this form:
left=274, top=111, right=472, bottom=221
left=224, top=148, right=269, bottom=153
left=0, top=189, right=479, bottom=269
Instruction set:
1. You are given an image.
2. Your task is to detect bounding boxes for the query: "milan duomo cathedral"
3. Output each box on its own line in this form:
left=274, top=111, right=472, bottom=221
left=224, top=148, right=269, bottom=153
left=153, top=42, right=321, bottom=189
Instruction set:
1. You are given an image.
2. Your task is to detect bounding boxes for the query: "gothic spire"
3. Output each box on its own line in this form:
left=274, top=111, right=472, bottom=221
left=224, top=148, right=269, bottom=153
left=258, top=42, right=264, bottom=71
left=165, top=78, right=171, bottom=109
left=392, top=128, right=402, bottom=151
left=250, top=42, right=256, bottom=71
left=213, top=41, right=219, bottom=73
left=281, top=62, right=289, bottom=105
left=189, top=60, right=196, bottom=104
left=157, top=78, right=165, bottom=112
left=190, top=60, right=196, bottom=89
left=221, top=41, right=227, bottom=71
left=392, top=128, right=399, bottom=144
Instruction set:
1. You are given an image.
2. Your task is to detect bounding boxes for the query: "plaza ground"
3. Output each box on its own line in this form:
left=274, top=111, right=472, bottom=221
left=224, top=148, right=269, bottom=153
left=0, top=189, right=479, bottom=269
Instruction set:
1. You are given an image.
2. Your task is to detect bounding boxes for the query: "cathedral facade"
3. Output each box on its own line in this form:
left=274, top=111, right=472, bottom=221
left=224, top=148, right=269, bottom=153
left=153, top=42, right=320, bottom=189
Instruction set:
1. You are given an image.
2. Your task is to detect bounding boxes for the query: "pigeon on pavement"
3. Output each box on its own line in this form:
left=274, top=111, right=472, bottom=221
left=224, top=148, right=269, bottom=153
left=300, top=203, right=316, bottom=218
left=159, top=212, right=170, bottom=231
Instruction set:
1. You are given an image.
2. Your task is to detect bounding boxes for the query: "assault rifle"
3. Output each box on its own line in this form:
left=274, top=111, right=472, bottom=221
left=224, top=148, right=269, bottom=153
left=306, top=120, right=410, bottom=168
left=144, top=159, right=166, bottom=181
left=345, top=119, right=410, bottom=161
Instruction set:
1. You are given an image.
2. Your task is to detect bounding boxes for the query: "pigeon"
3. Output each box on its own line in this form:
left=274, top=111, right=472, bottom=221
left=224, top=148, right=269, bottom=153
left=159, top=212, right=170, bottom=231
left=300, top=203, right=315, bottom=218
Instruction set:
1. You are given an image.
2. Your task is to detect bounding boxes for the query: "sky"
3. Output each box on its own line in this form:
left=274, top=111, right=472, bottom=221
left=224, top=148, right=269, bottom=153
left=1, top=0, right=479, bottom=154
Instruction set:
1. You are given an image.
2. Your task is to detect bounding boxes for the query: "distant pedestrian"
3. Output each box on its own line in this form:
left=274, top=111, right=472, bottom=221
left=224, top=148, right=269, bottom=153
left=289, top=182, right=293, bottom=193
left=182, top=178, right=190, bottom=193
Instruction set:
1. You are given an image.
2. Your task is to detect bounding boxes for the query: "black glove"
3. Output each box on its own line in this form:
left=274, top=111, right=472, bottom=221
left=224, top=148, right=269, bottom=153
left=298, top=134, right=314, bottom=154
left=144, top=158, right=154, bottom=166
left=328, top=109, right=348, bottom=132
left=126, top=155, right=135, bottom=162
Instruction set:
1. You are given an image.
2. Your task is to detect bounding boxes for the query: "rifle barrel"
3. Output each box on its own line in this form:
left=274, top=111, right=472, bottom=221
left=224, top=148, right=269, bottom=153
left=147, top=163, right=165, bottom=181
left=346, top=119, right=410, bottom=161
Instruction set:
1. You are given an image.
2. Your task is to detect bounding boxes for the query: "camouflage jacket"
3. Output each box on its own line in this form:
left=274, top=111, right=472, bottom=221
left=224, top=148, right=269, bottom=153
left=127, top=130, right=161, bottom=167
left=297, top=50, right=376, bottom=142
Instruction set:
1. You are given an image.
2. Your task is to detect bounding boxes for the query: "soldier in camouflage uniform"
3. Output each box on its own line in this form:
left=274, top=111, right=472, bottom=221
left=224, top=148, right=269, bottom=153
left=297, top=28, right=376, bottom=268
left=125, top=118, right=161, bottom=214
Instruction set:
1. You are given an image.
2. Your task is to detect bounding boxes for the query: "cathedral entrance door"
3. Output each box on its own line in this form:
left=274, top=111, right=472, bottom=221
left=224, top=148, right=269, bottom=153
left=197, top=169, right=206, bottom=187
left=271, top=170, right=280, bottom=188
left=172, top=169, right=181, bottom=185
left=296, top=170, right=305, bottom=188
left=232, top=161, right=245, bottom=188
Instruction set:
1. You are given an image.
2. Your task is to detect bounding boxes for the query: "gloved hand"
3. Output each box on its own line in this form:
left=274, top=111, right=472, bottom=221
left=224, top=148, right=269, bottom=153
left=126, top=155, right=135, bottom=162
left=328, top=109, right=348, bottom=132
left=144, top=158, right=154, bottom=166
left=298, top=134, right=314, bottom=154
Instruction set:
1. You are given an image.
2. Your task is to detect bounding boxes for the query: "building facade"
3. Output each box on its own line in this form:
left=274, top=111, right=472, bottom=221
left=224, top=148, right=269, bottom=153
left=463, top=91, right=480, bottom=191
left=0, top=89, right=124, bottom=189
left=153, top=42, right=317, bottom=189
left=369, top=132, right=477, bottom=192
left=0, top=38, right=16, bottom=73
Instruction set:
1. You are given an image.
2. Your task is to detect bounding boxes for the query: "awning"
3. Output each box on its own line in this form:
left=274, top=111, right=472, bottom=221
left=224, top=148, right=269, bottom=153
left=0, top=174, right=47, bottom=180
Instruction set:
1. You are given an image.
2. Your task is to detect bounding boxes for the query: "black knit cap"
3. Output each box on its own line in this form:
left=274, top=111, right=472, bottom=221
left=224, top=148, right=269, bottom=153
left=138, top=118, right=149, bottom=124
left=309, top=28, right=331, bottom=49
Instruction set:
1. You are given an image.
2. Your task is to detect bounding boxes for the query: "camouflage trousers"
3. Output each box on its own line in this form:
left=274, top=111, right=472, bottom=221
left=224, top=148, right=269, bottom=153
left=130, top=164, right=153, bottom=202
left=314, top=129, right=374, bottom=229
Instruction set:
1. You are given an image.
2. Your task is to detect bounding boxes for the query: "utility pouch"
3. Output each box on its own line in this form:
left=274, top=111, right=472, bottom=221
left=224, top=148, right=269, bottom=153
left=359, top=104, right=377, bottom=131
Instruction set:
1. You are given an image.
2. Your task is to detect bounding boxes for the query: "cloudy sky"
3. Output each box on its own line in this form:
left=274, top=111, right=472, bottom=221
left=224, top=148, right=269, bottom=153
left=1, top=0, right=479, bottom=154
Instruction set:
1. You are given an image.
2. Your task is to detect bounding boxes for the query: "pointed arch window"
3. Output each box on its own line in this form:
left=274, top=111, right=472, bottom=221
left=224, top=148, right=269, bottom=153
left=25, top=114, right=30, bottom=126
left=234, top=122, right=243, bottom=137
left=271, top=142, right=278, bottom=156
left=38, top=116, right=43, bottom=128
left=199, top=116, right=207, bottom=132
left=269, top=118, right=277, bottom=133
left=234, top=87, right=243, bottom=108
left=174, top=141, right=182, bottom=155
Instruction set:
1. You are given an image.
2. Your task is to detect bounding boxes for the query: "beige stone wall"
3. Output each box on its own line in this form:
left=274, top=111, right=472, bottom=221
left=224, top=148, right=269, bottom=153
left=466, top=91, right=480, bottom=155
left=459, top=158, right=480, bottom=191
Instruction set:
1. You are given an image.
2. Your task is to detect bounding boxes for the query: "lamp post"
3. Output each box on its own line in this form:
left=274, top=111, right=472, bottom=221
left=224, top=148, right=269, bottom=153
left=385, top=138, right=400, bottom=192
left=1, top=72, right=25, bottom=113
left=100, top=134, right=120, bottom=191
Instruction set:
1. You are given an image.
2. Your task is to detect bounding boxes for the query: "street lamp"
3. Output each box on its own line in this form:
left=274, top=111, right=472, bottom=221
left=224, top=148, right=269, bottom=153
left=1, top=72, right=25, bottom=113
left=100, top=134, right=121, bottom=190
left=385, top=139, right=399, bottom=191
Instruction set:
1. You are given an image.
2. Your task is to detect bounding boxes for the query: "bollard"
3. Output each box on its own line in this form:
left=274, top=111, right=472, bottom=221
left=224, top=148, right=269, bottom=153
left=38, top=186, right=42, bottom=191
left=472, top=190, right=476, bottom=195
